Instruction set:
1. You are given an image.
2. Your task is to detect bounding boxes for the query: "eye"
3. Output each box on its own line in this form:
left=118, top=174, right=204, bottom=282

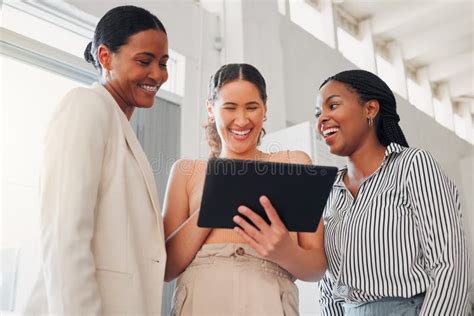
left=159, top=63, right=168, bottom=69
left=138, top=59, right=151, bottom=66
left=247, top=106, right=258, bottom=110
left=329, top=103, right=339, bottom=110
left=314, top=110, right=321, bottom=119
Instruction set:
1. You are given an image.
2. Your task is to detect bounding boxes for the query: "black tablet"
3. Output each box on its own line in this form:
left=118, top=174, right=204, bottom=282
left=197, top=158, right=338, bottom=232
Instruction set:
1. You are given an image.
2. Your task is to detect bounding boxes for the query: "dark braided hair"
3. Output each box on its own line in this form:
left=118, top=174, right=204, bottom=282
left=320, top=69, right=408, bottom=147
left=84, top=6, right=166, bottom=73
left=205, top=63, right=267, bottom=158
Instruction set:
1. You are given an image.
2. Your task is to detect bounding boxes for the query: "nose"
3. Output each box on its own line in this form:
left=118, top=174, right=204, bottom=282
left=316, top=112, right=329, bottom=133
left=149, top=63, right=168, bottom=85
left=235, top=109, right=250, bottom=126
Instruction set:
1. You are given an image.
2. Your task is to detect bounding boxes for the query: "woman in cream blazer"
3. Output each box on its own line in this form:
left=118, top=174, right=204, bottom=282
left=30, top=6, right=169, bottom=315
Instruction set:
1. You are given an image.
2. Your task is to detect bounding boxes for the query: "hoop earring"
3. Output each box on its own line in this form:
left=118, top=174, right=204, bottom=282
left=368, top=117, right=374, bottom=127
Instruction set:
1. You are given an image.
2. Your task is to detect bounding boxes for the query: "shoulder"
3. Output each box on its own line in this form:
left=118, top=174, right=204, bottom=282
left=288, top=150, right=313, bottom=164
left=268, top=150, right=312, bottom=164
left=396, top=146, right=438, bottom=169
left=55, top=86, right=114, bottom=126
left=400, top=147, right=453, bottom=184
left=170, top=159, right=207, bottom=179
left=61, top=86, right=111, bottom=109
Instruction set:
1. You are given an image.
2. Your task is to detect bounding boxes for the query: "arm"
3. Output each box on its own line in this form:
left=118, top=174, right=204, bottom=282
left=234, top=151, right=328, bottom=281
left=407, top=150, right=470, bottom=315
left=163, top=160, right=212, bottom=282
left=40, top=89, right=110, bottom=315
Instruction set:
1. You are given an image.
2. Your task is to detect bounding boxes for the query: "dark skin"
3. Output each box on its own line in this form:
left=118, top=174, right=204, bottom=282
left=97, top=29, right=169, bottom=120
left=315, top=80, right=386, bottom=198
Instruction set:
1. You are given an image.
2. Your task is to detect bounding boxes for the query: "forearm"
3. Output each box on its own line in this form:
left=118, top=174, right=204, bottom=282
left=165, top=212, right=212, bottom=281
left=276, top=243, right=327, bottom=281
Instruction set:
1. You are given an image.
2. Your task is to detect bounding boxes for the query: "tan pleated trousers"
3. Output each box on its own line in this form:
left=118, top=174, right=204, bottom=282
left=171, top=243, right=299, bottom=316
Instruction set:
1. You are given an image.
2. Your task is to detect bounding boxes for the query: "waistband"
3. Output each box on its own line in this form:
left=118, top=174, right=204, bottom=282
left=343, top=293, right=425, bottom=310
left=190, top=243, right=296, bottom=281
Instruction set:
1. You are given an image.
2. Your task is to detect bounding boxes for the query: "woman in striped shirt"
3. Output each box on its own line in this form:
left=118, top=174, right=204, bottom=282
left=315, top=70, right=470, bottom=315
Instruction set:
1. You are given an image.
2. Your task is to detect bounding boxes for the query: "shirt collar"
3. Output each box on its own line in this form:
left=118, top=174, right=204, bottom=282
left=333, top=142, right=406, bottom=188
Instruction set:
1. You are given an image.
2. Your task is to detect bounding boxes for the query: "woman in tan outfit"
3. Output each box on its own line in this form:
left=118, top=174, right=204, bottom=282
left=163, top=64, right=327, bottom=315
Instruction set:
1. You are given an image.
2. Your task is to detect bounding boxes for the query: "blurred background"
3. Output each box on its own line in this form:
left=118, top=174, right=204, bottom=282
left=1, top=0, right=473, bottom=314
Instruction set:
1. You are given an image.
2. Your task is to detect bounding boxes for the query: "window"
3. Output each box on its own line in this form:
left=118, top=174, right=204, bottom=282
left=289, top=0, right=326, bottom=45
left=375, top=53, right=397, bottom=93
left=337, top=27, right=367, bottom=70
left=2, top=56, right=87, bottom=250
left=407, top=77, right=424, bottom=109
left=433, top=97, right=454, bottom=130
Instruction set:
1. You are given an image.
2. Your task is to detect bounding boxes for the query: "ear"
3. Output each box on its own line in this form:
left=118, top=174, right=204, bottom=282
left=97, top=44, right=112, bottom=71
left=365, top=100, right=380, bottom=120
left=206, top=101, right=214, bottom=119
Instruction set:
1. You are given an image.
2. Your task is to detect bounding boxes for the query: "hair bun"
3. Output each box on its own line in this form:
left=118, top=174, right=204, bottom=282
left=83, top=42, right=94, bottom=64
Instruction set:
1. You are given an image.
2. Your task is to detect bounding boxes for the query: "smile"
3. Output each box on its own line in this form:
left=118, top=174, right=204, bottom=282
left=322, top=127, right=339, bottom=138
left=138, top=83, right=159, bottom=93
left=230, top=129, right=251, bottom=137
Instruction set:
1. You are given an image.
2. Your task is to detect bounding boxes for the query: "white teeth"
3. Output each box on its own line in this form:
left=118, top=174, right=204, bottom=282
left=322, top=127, right=339, bottom=137
left=230, top=129, right=251, bottom=136
left=139, top=84, right=158, bottom=92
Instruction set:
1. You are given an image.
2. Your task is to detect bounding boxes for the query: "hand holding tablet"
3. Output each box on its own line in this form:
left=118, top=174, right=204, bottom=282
left=197, top=158, right=338, bottom=232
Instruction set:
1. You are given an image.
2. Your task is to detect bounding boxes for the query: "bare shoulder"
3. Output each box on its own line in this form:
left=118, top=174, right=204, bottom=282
left=289, top=150, right=313, bottom=165
left=269, top=150, right=312, bottom=165
left=170, top=159, right=209, bottom=181
left=171, top=159, right=203, bottom=177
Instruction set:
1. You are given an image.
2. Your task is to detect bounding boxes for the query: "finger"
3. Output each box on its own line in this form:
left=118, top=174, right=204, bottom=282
left=234, top=227, right=268, bottom=256
left=238, top=206, right=271, bottom=232
left=233, top=215, right=262, bottom=242
left=259, top=196, right=284, bottom=227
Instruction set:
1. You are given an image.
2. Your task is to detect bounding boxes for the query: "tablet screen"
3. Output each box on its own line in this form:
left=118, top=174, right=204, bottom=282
left=197, top=158, right=338, bottom=232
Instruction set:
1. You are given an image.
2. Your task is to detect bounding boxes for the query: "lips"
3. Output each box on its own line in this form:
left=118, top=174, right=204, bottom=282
left=322, top=127, right=339, bottom=138
left=229, top=128, right=252, bottom=140
left=138, top=83, right=159, bottom=94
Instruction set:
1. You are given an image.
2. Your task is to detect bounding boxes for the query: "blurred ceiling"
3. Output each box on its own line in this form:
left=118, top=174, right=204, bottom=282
left=334, top=0, right=473, bottom=110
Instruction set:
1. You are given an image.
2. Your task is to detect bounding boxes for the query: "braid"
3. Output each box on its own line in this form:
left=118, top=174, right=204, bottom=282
left=321, top=70, right=408, bottom=147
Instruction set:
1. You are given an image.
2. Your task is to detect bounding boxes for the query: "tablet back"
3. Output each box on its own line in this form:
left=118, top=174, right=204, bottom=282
left=198, top=158, right=338, bottom=232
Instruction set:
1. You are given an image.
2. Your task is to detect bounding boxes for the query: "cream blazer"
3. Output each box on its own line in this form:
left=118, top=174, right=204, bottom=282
left=30, top=83, right=166, bottom=315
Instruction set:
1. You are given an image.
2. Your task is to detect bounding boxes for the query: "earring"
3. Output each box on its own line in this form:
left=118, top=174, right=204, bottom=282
left=368, top=117, right=374, bottom=127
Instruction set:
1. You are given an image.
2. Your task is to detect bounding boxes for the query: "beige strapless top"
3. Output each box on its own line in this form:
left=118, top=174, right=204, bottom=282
left=186, top=151, right=298, bottom=244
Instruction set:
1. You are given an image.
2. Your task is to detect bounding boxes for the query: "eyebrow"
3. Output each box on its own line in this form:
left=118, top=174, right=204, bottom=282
left=325, top=94, right=340, bottom=103
left=136, top=52, right=169, bottom=60
left=222, top=101, right=261, bottom=106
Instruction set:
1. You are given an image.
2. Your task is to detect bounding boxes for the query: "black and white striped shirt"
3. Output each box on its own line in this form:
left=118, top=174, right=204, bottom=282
left=319, top=143, right=470, bottom=315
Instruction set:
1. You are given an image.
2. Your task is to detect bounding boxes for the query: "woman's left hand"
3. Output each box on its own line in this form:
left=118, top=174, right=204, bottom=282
left=233, top=195, right=295, bottom=263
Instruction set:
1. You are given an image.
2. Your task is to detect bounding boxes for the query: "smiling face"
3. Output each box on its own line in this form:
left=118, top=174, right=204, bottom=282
left=99, top=29, right=169, bottom=111
left=208, top=80, right=267, bottom=158
left=316, top=80, right=378, bottom=157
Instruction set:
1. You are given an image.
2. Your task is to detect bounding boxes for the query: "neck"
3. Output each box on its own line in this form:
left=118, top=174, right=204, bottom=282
left=219, top=146, right=266, bottom=161
left=103, top=81, right=135, bottom=120
left=346, top=137, right=386, bottom=181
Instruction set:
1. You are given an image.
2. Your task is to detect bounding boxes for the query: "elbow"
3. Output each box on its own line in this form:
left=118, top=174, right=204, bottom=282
left=299, top=257, right=328, bottom=282
left=164, top=264, right=178, bottom=282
